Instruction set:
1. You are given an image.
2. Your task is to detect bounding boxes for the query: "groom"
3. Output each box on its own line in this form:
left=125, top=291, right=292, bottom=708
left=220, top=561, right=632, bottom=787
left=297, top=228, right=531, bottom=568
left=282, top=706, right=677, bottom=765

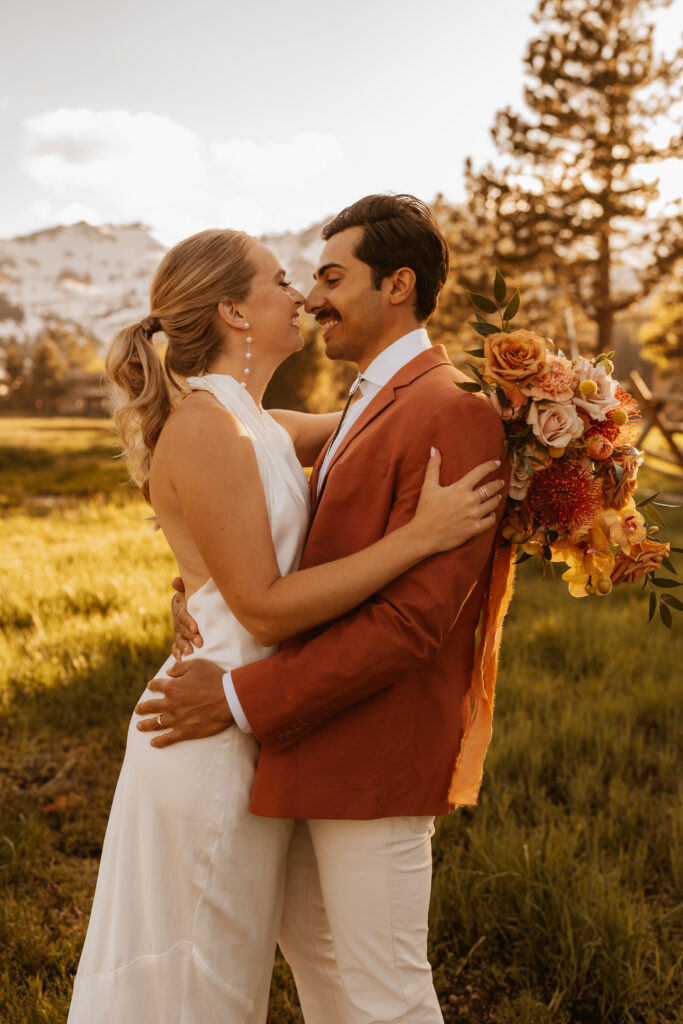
left=136, top=194, right=508, bottom=1022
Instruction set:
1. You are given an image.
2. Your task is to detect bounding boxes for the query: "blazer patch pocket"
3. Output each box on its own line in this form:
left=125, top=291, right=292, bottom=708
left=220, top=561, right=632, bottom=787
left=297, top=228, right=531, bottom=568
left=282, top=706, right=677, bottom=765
left=333, top=459, right=389, bottom=477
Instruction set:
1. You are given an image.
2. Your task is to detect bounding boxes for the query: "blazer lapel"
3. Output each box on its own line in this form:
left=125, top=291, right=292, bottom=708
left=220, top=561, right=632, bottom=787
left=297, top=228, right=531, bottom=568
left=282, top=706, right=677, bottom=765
left=312, top=345, right=451, bottom=512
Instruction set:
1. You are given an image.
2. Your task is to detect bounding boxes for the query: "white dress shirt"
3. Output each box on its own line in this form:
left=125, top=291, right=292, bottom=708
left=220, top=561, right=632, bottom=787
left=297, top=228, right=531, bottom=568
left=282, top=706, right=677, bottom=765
left=224, top=327, right=433, bottom=731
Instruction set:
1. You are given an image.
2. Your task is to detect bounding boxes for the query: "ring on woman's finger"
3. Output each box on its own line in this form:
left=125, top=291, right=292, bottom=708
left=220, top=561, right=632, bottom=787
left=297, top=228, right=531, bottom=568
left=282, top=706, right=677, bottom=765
left=157, top=713, right=164, bottom=729
left=477, top=486, right=488, bottom=503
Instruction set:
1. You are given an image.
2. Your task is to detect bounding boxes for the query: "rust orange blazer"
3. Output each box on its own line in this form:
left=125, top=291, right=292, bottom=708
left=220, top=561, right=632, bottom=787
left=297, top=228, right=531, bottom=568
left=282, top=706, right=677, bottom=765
left=232, top=345, right=509, bottom=819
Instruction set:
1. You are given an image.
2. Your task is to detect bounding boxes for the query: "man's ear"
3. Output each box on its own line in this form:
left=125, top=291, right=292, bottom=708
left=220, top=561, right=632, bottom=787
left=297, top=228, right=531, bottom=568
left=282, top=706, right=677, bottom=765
left=387, top=267, right=417, bottom=307
left=217, top=300, right=247, bottom=329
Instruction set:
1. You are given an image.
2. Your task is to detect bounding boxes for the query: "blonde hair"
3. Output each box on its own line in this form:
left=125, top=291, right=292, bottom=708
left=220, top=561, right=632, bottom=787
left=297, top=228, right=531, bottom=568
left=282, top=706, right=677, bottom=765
left=105, top=229, right=256, bottom=502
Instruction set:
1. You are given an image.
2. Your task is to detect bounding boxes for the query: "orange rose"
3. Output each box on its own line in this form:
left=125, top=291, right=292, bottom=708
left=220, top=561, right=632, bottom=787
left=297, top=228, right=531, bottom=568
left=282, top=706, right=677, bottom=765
left=611, top=539, right=670, bottom=586
left=484, top=330, right=547, bottom=386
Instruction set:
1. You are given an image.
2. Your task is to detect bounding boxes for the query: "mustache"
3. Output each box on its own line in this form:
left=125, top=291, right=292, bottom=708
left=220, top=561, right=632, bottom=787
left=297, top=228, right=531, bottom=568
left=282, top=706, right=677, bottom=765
left=315, top=307, right=341, bottom=323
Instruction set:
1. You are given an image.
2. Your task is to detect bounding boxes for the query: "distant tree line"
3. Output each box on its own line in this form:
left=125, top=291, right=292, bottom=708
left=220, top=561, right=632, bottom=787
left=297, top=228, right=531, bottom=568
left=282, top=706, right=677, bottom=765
left=0, top=325, right=103, bottom=413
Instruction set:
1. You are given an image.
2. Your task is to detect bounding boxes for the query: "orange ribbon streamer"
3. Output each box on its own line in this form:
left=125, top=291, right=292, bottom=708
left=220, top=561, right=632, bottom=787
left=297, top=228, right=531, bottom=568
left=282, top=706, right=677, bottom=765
left=447, top=543, right=517, bottom=809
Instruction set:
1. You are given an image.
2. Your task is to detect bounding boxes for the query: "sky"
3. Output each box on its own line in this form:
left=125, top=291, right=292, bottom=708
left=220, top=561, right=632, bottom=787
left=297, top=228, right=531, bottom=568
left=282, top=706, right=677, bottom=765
left=1, top=0, right=681, bottom=246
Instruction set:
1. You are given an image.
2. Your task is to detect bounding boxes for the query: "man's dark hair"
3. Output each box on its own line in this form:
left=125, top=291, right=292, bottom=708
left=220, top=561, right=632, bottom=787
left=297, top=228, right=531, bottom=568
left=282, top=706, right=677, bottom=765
left=321, top=194, right=449, bottom=322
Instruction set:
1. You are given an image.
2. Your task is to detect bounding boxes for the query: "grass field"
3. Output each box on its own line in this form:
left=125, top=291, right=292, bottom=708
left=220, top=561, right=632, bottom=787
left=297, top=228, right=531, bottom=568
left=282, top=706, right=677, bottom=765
left=1, top=417, right=682, bottom=1023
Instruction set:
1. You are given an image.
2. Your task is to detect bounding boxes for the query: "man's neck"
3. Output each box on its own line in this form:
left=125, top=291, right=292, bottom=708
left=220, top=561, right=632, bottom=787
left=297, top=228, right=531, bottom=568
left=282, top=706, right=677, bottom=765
left=355, top=322, right=424, bottom=374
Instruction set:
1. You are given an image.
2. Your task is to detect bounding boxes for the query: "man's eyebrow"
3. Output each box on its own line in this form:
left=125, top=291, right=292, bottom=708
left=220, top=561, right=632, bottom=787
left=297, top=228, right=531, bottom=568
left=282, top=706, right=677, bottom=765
left=313, top=262, right=347, bottom=280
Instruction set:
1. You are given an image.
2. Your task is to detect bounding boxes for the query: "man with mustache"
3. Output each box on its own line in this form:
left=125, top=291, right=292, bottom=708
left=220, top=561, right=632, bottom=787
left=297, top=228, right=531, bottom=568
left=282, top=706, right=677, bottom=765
left=136, top=194, right=508, bottom=1023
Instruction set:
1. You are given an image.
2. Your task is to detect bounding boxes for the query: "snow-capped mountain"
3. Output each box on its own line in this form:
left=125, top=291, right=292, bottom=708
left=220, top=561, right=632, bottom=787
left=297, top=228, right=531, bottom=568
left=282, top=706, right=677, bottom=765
left=0, top=220, right=326, bottom=350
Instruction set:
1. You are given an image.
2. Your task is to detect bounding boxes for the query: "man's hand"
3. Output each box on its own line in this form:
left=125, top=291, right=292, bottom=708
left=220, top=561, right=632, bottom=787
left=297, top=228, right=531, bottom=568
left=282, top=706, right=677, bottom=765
left=135, top=659, right=233, bottom=748
left=171, top=576, right=204, bottom=659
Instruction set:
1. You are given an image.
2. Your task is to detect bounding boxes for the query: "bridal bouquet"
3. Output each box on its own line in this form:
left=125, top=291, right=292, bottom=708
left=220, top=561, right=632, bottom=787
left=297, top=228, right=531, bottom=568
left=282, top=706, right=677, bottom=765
left=457, top=270, right=682, bottom=628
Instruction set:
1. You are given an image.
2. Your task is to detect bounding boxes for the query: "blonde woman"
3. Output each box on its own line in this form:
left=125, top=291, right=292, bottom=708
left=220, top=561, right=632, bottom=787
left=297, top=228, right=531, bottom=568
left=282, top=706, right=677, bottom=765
left=67, top=229, right=504, bottom=1023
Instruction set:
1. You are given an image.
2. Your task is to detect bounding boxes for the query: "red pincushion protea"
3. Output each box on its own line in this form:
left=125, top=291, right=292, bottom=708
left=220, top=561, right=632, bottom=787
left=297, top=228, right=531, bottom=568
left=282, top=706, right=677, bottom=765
left=524, top=462, right=603, bottom=532
left=585, top=419, right=621, bottom=445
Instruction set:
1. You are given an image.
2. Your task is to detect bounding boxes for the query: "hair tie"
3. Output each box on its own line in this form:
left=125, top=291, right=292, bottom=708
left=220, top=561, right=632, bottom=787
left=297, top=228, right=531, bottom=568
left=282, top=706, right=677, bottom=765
left=140, top=316, right=161, bottom=337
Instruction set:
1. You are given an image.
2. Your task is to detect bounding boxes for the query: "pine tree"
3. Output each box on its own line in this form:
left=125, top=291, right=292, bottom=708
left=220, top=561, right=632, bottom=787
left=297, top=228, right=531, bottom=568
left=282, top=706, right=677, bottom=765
left=450, top=0, right=683, bottom=355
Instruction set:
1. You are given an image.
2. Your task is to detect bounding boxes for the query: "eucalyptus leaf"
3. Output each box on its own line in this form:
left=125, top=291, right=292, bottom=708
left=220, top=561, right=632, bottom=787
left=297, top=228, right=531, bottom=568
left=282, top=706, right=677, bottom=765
left=494, top=268, right=507, bottom=304
left=651, top=578, right=682, bottom=589
left=503, top=289, right=520, bottom=321
left=515, top=552, right=533, bottom=565
left=456, top=381, right=483, bottom=393
left=661, top=595, right=683, bottom=612
left=464, top=362, right=487, bottom=384
left=466, top=348, right=486, bottom=358
left=659, top=603, right=672, bottom=629
left=661, top=557, right=678, bottom=575
left=468, top=291, right=498, bottom=314
left=670, top=546, right=683, bottom=554
left=648, top=592, right=657, bottom=623
left=644, top=504, right=666, bottom=528
left=470, top=321, right=501, bottom=338
left=636, top=491, right=660, bottom=508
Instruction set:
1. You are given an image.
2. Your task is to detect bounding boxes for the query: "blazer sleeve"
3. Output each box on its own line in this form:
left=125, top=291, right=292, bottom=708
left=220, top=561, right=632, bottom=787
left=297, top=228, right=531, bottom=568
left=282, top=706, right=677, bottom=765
left=231, top=394, right=509, bottom=750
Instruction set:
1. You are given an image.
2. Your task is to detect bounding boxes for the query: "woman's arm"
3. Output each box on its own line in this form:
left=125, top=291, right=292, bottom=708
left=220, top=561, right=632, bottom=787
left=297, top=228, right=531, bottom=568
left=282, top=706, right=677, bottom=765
left=164, top=404, right=503, bottom=648
left=268, top=409, right=341, bottom=466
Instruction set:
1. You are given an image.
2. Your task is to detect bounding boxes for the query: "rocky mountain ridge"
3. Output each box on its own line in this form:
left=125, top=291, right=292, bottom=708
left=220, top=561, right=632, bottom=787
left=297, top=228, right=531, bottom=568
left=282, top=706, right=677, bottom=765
left=0, top=220, right=326, bottom=350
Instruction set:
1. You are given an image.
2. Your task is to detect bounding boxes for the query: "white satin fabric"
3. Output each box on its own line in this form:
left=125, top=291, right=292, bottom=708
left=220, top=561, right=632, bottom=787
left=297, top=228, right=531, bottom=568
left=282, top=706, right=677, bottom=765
left=68, top=374, right=310, bottom=1024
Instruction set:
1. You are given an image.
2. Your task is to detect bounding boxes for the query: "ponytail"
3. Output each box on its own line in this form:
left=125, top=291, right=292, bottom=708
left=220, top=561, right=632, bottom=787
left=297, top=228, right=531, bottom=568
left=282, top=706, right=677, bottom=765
left=105, top=318, right=181, bottom=503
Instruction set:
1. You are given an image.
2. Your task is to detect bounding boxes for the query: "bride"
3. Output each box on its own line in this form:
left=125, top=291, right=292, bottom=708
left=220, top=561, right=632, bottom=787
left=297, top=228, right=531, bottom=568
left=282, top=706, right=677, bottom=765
left=67, top=228, right=504, bottom=1023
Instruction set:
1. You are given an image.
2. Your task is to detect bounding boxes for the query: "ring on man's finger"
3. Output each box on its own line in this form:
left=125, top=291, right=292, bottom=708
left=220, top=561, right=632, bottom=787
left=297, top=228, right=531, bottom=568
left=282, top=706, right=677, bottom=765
left=157, top=713, right=164, bottom=728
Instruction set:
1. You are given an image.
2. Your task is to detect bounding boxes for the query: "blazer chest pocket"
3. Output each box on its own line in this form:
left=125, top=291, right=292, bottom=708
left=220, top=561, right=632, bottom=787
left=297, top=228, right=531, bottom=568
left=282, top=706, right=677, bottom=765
left=333, top=459, right=389, bottom=477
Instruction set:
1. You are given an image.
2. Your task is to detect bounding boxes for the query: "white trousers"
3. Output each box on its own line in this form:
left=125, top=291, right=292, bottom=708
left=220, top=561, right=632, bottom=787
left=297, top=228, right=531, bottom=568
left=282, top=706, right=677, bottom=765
left=278, top=817, right=444, bottom=1024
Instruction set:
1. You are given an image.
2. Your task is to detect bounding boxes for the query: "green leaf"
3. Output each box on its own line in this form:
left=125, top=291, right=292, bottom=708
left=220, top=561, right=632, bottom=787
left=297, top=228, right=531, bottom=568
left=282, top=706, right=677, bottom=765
left=503, top=289, right=520, bottom=321
left=541, top=544, right=552, bottom=561
left=648, top=592, right=657, bottom=622
left=467, top=291, right=498, bottom=314
left=670, top=546, right=683, bottom=554
left=661, top=557, right=678, bottom=575
left=456, top=381, right=483, bottom=393
left=470, top=321, right=500, bottom=338
left=636, top=491, right=660, bottom=509
left=651, top=578, right=682, bottom=589
left=515, top=551, right=533, bottom=565
left=495, top=386, right=509, bottom=408
left=659, top=603, right=672, bottom=629
left=465, top=348, right=485, bottom=358
left=661, top=595, right=683, bottom=612
left=644, top=504, right=666, bottom=528
left=464, top=362, right=487, bottom=384
left=474, top=311, right=488, bottom=324
left=494, top=268, right=507, bottom=304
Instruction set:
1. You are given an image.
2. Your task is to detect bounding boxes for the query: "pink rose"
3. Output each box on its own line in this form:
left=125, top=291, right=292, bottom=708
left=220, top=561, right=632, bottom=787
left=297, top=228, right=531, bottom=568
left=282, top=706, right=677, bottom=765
left=526, top=401, right=585, bottom=449
left=509, top=452, right=533, bottom=500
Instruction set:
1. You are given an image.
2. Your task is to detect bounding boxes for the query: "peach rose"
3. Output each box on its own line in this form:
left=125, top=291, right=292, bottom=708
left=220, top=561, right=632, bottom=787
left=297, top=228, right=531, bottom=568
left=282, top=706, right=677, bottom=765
left=572, top=357, right=619, bottom=421
left=484, top=330, right=547, bottom=386
left=611, top=539, right=670, bottom=586
left=489, top=383, right=528, bottom=420
left=527, top=400, right=584, bottom=449
left=521, top=353, right=575, bottom=402
left=587, top=435, right=613, bottom=461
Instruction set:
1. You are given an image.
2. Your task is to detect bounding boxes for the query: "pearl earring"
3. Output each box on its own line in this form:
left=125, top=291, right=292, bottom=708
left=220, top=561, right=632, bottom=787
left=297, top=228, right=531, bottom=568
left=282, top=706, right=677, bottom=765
left=241, top=323, right=253, bottom=389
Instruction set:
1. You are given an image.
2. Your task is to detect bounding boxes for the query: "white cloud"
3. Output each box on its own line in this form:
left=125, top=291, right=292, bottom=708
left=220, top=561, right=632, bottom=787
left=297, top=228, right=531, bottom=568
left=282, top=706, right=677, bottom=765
left=22, top=108, right=343, bottom=244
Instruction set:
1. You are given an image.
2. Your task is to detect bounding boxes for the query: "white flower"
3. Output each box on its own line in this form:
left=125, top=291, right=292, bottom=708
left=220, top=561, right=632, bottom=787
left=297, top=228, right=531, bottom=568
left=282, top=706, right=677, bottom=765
left=572, top=358, right=619, bottom=421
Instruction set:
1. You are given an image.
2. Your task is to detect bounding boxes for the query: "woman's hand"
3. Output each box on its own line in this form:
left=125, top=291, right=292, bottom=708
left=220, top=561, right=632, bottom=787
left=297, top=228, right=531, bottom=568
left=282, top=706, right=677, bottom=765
left=411, top=449, right=505, bottom=556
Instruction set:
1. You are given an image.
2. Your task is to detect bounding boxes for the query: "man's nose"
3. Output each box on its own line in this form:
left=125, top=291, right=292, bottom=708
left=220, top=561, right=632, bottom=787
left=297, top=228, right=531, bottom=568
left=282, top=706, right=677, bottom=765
left=304, top=284, right=322, bottom=315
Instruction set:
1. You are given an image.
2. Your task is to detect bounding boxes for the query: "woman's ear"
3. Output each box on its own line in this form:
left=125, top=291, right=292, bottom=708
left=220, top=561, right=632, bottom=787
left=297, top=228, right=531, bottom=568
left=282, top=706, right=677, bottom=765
left=387, top=267, right=417, bottom=307
left=217, top=300, right=247, bottom=329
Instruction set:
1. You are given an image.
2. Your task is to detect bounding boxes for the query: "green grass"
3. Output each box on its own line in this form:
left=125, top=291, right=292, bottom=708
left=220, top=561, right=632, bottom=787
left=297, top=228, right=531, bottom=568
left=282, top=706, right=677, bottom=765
left=1, top=418, right=682, bottom=1023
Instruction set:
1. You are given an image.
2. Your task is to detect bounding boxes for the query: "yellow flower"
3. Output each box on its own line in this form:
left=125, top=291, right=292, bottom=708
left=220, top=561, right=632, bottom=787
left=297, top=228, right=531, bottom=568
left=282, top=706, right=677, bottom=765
left=597, top=499, right=647, bottom=548
left=579, top=379, right=598, bottom=398
left=561, top=565, right=591, bottom=598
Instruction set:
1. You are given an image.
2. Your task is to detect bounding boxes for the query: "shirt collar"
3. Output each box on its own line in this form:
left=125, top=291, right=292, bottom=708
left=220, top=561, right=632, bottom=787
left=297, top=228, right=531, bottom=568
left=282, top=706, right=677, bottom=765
left=361, top=328, right=432, bottom=390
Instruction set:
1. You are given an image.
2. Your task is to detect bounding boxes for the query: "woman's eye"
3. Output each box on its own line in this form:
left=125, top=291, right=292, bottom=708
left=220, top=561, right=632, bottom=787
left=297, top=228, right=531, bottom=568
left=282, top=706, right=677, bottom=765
left=326, top=278, right=339, bottom=285
left=279, top=279, right=292, bottom=288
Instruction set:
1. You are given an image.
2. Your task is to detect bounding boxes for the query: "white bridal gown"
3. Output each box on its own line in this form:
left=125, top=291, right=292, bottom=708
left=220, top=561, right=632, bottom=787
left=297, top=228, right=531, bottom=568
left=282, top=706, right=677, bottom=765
left=68, top=374, right=311, bottom=1024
